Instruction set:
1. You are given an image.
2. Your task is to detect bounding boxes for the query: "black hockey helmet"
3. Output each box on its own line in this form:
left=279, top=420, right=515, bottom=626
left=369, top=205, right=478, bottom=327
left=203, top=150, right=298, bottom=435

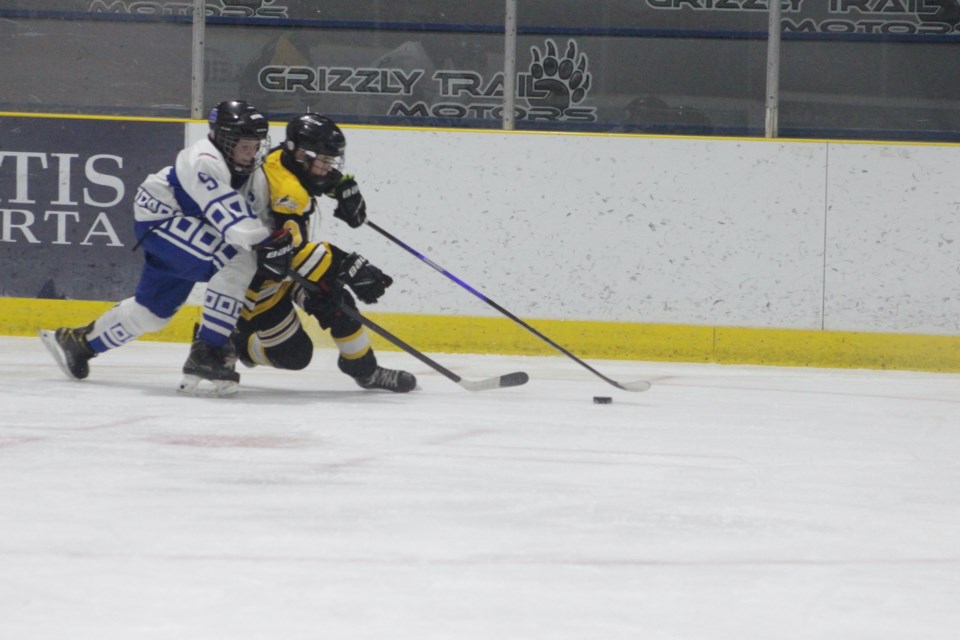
left=208, top=100, right=270, bottom=175
left=284, top=113, right=346, bottom=159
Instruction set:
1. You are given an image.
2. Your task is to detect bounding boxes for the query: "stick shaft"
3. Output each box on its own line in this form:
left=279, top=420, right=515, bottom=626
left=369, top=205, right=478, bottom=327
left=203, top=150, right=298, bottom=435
left=336, top=303, right=464, bottom=385
left=366, top=221, right=642, bottom=391
left=285, top=268, right=527, bottom=391
left=285, top=268, right=464, bottom=384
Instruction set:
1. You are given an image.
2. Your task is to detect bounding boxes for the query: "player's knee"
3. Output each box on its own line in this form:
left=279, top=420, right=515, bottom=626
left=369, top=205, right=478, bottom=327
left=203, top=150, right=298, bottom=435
left=267, top=331, right=313, bottom=370
left=273, top=347, right=312, bottom=371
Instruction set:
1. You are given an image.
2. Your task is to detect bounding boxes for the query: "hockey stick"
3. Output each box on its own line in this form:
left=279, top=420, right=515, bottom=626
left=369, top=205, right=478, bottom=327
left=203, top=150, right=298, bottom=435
left=286, top=269, right=528, bottom=392
left=366, top=220, right=651, bottom=392
left=336, top=303, right=528, bottom=392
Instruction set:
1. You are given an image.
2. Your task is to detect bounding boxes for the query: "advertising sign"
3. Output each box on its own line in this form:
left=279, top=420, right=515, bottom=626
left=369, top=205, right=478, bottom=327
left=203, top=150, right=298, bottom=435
left=616, top=1, right=960, bottom=34
left=0, top=117, right=182, bottom=301
left=12, top=0, right=960, bottom=34
left=253, top=37, right=597, bottom=124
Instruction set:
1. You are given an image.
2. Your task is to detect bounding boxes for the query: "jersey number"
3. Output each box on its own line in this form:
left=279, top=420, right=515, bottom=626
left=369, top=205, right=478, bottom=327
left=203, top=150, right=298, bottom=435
left=198, top=172, right=219, bottom=191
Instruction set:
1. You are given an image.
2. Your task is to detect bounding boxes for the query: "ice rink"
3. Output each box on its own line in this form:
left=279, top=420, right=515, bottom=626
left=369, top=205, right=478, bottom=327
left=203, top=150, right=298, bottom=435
left=1, top=334, right=959, bottom=639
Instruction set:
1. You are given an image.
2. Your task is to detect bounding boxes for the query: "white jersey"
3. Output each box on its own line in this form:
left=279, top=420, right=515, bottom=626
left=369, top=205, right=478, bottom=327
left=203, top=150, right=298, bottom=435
left=133, top=136, right=271, bottom=250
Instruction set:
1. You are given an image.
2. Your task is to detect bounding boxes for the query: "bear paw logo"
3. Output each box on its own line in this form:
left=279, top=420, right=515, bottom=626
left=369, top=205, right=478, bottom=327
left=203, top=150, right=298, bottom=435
left=528, top=39, right=592, bottom=112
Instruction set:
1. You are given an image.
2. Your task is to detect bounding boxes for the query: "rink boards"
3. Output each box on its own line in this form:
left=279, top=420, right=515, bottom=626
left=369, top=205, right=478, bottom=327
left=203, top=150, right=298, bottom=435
left=2, top=113, right=960, bottom=371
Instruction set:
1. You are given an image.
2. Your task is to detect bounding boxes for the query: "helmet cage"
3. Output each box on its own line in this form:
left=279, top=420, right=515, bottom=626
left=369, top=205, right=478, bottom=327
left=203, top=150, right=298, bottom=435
left=215, top=131, right=270, bottom=175
left=299, top=148, right=345, bottom=176
left=208, top=101, right=270, bottom=175
left=284, top=113, right=346, bottom=172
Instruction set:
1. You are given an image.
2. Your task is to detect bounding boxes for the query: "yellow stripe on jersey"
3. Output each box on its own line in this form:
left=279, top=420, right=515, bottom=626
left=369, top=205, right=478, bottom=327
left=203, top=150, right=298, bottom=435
left=241, top=279, right=294, bottom=319
left=292, top=241, right=334, bottom=283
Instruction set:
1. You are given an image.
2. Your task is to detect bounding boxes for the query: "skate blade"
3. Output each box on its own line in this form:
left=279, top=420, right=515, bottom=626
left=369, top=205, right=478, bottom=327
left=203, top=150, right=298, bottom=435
left=39, top=329, right=80, bottom=381
left=177, top=374, right=239, bottom=398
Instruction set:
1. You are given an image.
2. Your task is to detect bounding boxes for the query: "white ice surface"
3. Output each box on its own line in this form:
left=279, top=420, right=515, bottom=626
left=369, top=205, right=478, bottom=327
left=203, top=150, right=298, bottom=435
left=2, top=335, right=959, bottom=640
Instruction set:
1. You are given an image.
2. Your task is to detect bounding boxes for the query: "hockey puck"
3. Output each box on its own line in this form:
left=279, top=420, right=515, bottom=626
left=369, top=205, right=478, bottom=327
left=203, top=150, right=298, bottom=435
left=593, top=396, right=613, bottom=404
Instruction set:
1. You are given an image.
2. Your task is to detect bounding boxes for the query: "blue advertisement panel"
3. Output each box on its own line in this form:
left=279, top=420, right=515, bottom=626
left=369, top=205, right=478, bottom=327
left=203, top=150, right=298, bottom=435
left=0, top=117, right=183, bottom=301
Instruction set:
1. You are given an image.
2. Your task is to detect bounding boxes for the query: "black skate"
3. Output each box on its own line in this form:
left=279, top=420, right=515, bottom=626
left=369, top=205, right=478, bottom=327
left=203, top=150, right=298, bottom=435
left=39, top=324, right=96, bottom=380
left=178, top=332, right=240, bottom=398
left=355, top=366, right=417, bottom=393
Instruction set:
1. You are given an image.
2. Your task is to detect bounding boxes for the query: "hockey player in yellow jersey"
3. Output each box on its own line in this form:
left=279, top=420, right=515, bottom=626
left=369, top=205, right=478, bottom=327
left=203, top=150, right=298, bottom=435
left=234, top=113, right=416, bottom=392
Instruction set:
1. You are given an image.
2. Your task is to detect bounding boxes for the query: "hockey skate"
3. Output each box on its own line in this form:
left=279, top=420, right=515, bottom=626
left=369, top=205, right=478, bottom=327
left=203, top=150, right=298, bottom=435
left=39, top=324, right=96, bottom=380
left=355, top=366, right=417, bottom=393
left=178, top=331, right=241, bottom=398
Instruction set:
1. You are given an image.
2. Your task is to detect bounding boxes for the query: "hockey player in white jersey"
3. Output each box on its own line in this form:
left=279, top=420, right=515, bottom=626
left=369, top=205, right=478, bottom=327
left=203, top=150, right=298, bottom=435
left=40, top=100, right=293, bottom=397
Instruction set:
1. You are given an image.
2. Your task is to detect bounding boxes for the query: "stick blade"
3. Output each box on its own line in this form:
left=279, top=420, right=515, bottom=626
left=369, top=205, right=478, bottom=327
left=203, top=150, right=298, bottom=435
left=617, top=379, right=652, bottom=392
left=458, top=371, right=529, bottom=392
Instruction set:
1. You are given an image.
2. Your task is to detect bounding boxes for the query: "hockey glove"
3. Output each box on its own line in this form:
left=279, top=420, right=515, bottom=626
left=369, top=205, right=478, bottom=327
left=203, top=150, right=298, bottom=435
left=331, top=174, right=367, bottom=228
left=302, top=168, right=341, bottom=198
left=254, top=229, right=294, bottom=279
left=337, top=252, right=392, bottom=304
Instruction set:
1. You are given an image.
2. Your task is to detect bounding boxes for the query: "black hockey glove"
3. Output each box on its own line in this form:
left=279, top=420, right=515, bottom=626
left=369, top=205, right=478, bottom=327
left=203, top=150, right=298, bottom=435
left=331, top=174, right=367, bottom=228
left=337, top=252, right=392, bottom=304
left=254, top=229, right=294, bottom=279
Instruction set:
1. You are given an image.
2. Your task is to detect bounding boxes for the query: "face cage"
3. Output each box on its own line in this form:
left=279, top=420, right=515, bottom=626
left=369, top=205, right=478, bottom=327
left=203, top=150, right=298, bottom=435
left=220, top=134, right=271, bottom=175
left=302, top=149, right=345, bottom=175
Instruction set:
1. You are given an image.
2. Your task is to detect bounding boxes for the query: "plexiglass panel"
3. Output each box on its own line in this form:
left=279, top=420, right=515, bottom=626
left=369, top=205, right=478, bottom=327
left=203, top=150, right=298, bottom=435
left=2, top=1, right=959, bottom=140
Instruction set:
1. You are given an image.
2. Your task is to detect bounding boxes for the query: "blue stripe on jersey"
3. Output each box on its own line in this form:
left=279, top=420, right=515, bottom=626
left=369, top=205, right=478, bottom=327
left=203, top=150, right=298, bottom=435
left=167, top=166, right=203, bottom=218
